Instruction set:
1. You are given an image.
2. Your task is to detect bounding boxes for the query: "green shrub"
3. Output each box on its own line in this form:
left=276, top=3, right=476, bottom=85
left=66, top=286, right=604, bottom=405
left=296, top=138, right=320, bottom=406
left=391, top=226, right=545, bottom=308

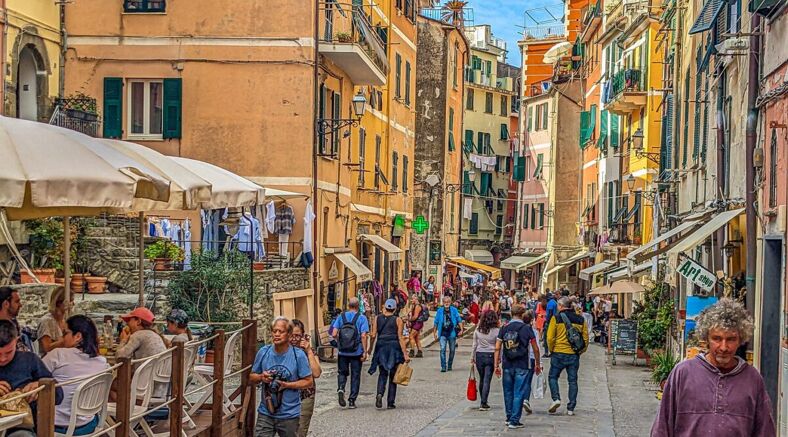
left=651, top=350, right=679, bottom=383
left=144, top=240, right=185, bottom=261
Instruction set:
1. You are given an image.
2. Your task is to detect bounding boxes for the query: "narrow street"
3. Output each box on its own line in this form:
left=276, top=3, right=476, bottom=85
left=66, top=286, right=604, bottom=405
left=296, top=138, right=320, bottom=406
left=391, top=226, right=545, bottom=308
left=309, top=334, right=658, bottom=436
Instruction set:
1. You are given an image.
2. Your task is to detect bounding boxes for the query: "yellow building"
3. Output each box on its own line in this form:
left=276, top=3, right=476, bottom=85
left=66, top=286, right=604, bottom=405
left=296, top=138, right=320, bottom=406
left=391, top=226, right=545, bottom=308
left=2, top=0, right=62, bottom=120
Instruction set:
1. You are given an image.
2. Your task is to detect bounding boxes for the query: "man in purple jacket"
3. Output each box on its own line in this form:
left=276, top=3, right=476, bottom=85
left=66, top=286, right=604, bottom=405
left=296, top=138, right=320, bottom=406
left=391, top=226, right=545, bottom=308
left=651, top=298, right=775, bottom=437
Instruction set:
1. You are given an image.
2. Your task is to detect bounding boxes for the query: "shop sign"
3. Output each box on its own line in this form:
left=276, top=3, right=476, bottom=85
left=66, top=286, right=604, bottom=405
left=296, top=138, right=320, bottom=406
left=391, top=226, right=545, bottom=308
left=413, top=215, right=429, bottom=234
left=429, top=240, right=442, bottom=265
left=392, top=214, right=406, bottom=237
left=677, top=257, right=716, bottom=293
left=328, top=261, right=338, bottom=280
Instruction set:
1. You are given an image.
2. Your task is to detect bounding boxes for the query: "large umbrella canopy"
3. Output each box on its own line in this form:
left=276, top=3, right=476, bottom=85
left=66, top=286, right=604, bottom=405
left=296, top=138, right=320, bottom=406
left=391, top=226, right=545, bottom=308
left=99, top=139, right=212, bottom=211
left=543, top=41, right=573, bottom=64
left=171, top=157, right=265, bottom=208
left=0, top=116, right=170, bottom=220
left=608, top=280, right=646, bottom=294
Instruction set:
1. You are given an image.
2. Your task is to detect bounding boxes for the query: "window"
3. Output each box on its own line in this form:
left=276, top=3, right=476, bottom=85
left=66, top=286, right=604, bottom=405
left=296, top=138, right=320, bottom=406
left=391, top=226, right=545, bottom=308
left=103, top=78, right=123, bottom=138
left=466, top=88, right=474, bottom=110
left=607, top=181, right=615, bottom=227
left=495, top=215, right=503, bottom=235
left=530, top=204, right=536, bottom=229
left=331, top=91, right=341, bottom=155
left=128, top=79, right=164, bottom=138
left=452, top=43, right=459, bottom=88
left=374, top=135, right=382, bottom=189
left=448, top=108, right=455, bottom=151
left=464, top=129, right=474, bottom=151
left=405, top=61, right=412, bottom=106
left=538, top=203, right=545, bottom=229
left=533, top=154, right=544, bottom=178
left=359, top=128, right=366, bottom=186
left=124, top=0, right=165, bottom=12
left=402, top=155, right=409, bottom=193
left=480, top=172, right=492, bottom=195
left=391, top=152, right=399, bottom=191
left=541, top=103, right=548, bottom=130
left=318, top=84, right=327, bottom=153
left=500, top=96, right=508, bottom=116
left=500, top=123, right=509, bottom=140
left=522, top=204, right=529, bottom=229
left=469, top=213, right=479, bottom=234
left=527, top=106, right=533, bottom=131
left=395, top=53, right=402, bottom=99
left=485, top=92, right=493, bottom=113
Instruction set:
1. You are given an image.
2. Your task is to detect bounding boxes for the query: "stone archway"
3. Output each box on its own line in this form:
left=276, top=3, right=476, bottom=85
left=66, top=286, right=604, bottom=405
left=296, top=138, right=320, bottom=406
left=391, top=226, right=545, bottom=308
left=8, top=28, right=52, bottom=121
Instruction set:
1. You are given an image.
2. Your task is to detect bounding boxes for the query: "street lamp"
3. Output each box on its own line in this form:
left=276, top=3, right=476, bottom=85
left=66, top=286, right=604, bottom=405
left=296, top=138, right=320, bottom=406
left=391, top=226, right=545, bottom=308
left=630, top=128, right=660, bottom=164
left=351, top=92, right=366, bottom=118
left=316, top=90, right=367, bottom=157
left=626, top=173, right=636, bottom=191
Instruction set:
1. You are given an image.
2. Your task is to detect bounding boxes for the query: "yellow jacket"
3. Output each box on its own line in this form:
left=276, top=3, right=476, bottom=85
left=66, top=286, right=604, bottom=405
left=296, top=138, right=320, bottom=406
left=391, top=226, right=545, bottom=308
left=546, top=310, right=589, bottom=355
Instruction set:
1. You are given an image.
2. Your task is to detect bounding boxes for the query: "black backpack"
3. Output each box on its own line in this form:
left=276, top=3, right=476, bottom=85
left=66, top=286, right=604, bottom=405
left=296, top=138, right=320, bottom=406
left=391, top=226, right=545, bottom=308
left=417, top=304, right=430, bottom=322
left=440, top=309, right=454, bottom=337
left=560, top=312, right=586, bottom=354
left=502, top=323, right=529, bottom=361
left=337, top=312, right=361, bottom=354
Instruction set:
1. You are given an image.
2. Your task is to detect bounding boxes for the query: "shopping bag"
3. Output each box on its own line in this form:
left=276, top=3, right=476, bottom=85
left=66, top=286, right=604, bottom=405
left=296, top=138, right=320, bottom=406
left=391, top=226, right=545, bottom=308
left=393, top=362, right=413, bottom=386
left=533, top=371, right=546, bottom=399
left=466, top=367, right=478, bottom=401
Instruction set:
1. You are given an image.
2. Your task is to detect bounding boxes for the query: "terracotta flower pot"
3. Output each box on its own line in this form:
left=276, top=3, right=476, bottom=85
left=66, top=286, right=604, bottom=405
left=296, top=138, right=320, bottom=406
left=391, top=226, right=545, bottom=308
left=71, top=274, right=87, bottom=291
left=153, top=258, right=172, bottom=271
left=205, top=350, right=215, bottom=364
left=253, top=261, right=266, bottom=272
left=20, top=268, right=56, bottom=284
left=85, top=276, right=107, bottom=294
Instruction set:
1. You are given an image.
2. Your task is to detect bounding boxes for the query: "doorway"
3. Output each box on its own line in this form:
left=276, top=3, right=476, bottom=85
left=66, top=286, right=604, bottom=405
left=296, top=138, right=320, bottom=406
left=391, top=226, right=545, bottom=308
left=17, top=48, right=39, bottom=121
left=761, top=236, right=784, bottom=417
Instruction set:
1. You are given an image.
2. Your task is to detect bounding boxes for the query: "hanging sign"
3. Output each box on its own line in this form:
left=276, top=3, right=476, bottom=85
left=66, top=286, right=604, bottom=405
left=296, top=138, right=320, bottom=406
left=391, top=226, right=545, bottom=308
left=392, top=214, right=406, bottom=237
left=677, top=257, right=716, bottom=293
left=413, top=215, right=429, bottom=234
left=328, top=261, right=339, bottom=281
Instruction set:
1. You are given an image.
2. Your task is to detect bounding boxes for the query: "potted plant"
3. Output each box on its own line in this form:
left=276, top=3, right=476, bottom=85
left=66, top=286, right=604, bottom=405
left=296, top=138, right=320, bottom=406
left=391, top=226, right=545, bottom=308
left=651, top=350, right=679, bottom=391
left=22, top=218, right=74, bottom=283
left=144, top=240, right=185, bottom=271
left=633, top=280, right=674, bottom=363
left=335, top=32, right=353, bottom=43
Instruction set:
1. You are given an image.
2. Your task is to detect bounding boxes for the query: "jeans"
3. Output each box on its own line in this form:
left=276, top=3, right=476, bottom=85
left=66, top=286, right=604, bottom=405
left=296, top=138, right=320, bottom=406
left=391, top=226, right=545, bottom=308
left=474, top=352, right=495, bottom=405
left=542, top=323, right=551, bottom=355
left=548, top=352, right=580, bottom=411
left=254, top=414, right=299, bottom=437
left=377, top=365, right=398, bottom=406
left=502, top=367, right=529, bottom=424
left=337, top=354, right=363, bottom=401
left=439, top=336, right=457, bottom=370
left=522, top=358, right=536, bottom=401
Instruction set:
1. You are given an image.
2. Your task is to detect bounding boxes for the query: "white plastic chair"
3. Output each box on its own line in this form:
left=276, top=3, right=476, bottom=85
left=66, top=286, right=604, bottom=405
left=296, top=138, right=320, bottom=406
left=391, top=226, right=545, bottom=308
left=55, top=371, right=114, bottom=437
left=190, top=330, right=242, bottom=415
left=107, top=356, right=157, bottom=437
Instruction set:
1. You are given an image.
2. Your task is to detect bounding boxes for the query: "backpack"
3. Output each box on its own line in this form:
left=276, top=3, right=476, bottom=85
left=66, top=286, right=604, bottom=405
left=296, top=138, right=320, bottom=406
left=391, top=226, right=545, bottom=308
left=417, top=304, right=430, bottom=322
left=499, top=296, right=512, bottom=313
left=502, top=322, right=529, bottom=361
left=440, top=309, right=454, bottom=337
left=337, top=312, right=361, bottom=354
left=560, top=312, right=586, bottom=354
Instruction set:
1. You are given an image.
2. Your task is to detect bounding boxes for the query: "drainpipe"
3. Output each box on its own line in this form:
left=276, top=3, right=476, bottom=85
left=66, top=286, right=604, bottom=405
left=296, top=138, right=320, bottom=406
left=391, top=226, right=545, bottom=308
left=714, top=76, right=726, bottom=274
left=311, top=0, right=321, bottom=343
left=744, top=14, right=761, bottom=314
left=58, top=0, right=65, bottom=99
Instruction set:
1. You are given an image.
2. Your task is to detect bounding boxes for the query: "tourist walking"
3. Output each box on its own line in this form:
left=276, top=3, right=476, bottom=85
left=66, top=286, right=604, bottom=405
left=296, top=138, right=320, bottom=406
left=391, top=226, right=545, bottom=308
left=424, top=275, right=436, bottom=305
left=546, top=297, right=588, bottom=416
left=494, top=304, right=541, bottom=429
left=521, top=310, right=541, bottom=415
left=368, top=299, right=410, bottom=409
left=330, top=297, right=369, bottom=408
left=499, top=290, right=513, bottom=323
left=651, top=299, right=775, bottom=436
left=542, top=291, right=558, bottom=356
left=290, top=319, right=322, bottom=437
left=407, top=294, right=427, bottom=358
left=434, top=296, right=463, bottom=372
left=250, top=317, right=313, bottom=437
left=471, top=310, right=500, bottom=410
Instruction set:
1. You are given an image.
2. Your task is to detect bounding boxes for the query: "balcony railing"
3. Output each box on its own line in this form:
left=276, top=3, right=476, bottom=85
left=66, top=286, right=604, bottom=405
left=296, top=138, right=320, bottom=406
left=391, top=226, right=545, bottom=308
left=604, top=68, right=644, bottom=103
left=552, top=59, right=574, bottom=83
left=319, top=3, right=388, bottom=77
left=420, top=7, right=474, bottom=27
left=49, top=97, right=100, bottom=137
left=609, top=222, right=642, bottom=245
left=522, top=25, right=566, bottom=40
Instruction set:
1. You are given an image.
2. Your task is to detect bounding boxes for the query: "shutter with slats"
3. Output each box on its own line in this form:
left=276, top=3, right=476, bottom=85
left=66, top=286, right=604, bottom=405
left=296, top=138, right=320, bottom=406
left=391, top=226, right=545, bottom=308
left=484, top=133, right=491, bottom=154
left=610, top=114, right=620, bottom=148
left=513, top=156, right=526, bottom=181
left=579, top=111, right=592, bottom=147
left=527, top=106, right=533, bottom=131
left=103, top=77, right=123, bottom=139
left=465, top=129, right=474, bottom=151
left=500, top=123, right=509, bottom=140
left=477, top=132, right=484, bottom=154
left=163, top=78, right=182, bottom=139
left=663, top=94, right=674, bottom=171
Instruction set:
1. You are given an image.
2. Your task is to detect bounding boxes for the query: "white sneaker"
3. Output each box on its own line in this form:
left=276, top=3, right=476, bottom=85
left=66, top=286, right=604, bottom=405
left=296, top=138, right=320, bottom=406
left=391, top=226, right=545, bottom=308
left=567, top=410, right=575, bottom=416
left=523, top=400, right=532, bottom=414
left=548, top=400, right=561, bottom=413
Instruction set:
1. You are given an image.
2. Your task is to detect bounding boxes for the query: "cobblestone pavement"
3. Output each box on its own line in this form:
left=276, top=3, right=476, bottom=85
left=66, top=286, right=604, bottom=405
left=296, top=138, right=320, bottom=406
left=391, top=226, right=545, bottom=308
left=309, top=334, right=658, bottom=436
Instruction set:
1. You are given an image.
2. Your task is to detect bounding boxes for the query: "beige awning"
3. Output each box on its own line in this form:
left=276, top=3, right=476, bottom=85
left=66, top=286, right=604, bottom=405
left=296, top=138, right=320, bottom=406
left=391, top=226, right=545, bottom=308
left=171, top=157, right=265, bottom=209
left=500, top=253, right=548, bottom=271
left=608, top=262, right=652, bottom=281
left=543, top=264, right=565, bottom=277
left=359, top=234, right=403, bottom=261
left=333, top=252, right=373, bottom=283
left=464, top=249, right=494, bottom=265
left=667, top=208, right=745, bottom=259
left=578, top=260, right=616, bottom=281
left=588, top=283, right=611, bottom=296
left=559, top=250, right=594, bottom=266
left=608, top=280, right=645, bottom=294
left=626, top=220, right=701, bottom=263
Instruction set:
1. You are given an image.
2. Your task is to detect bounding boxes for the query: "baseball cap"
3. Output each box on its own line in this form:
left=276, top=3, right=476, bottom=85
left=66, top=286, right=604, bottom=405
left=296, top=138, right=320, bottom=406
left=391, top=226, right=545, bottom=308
left=120, top=307, right=155, bottom=324
left=166, top=309, right=189, bottom=325
left=384, top=299, right=397, bottom=310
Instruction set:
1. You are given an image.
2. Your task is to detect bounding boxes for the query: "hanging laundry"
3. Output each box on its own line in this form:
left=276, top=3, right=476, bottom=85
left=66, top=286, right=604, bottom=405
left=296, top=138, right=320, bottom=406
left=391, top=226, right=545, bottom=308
left=183, top=218, right=192, bottom=270
left=274, top=204, right=296, bottom=235
left=463, top=198, right=473, bottom=220
left=302, top=201, right=316, bottom=268
left=264, top=201, right=276, bottom=235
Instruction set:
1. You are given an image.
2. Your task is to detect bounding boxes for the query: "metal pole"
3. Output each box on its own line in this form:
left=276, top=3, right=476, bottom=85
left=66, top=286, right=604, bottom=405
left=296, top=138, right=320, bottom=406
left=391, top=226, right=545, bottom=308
left=745, top=14, right=761, bottom=314
left=311, top=0, right=322, bottom=344
left=245, top=207, right=254, bottom=319
left=138, top=212, right=145, bottom=308
left=424, top=188, right=433, bottom=280
left=63, top=216, right=71, bottom=310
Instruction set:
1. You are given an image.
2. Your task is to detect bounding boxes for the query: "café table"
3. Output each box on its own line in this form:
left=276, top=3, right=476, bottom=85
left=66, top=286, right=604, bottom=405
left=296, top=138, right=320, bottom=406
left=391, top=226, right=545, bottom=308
left=0, top=412, right=29, bottom=437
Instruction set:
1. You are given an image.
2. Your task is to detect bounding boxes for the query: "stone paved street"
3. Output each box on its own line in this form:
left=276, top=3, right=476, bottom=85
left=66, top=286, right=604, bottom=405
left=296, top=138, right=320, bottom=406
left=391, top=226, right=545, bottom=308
left=308, top=333, right=658, bottom=436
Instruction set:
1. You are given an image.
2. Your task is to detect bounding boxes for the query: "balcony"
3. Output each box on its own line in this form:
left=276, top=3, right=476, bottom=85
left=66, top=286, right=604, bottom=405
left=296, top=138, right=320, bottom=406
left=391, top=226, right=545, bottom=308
left=522, top=25, right=566, bottom=41
left=319, top=3, right=388, bottom=85
left=580, top=2, right=602, bottom=42
left=420, top=6, right=474, bottom=27
left=551, top=59, right=574, bottom=84
left=609, top=222, right=642, bottom=246
left=49, top=97, right=100, bottom=137
left=606, top=0, right=649, bottom=28
left=603, top=68, right=646, bottom=115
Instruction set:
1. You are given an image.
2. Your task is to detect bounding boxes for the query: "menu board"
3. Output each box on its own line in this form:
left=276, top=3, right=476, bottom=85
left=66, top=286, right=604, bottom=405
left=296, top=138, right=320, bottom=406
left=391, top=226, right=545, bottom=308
left=611, top=319, right=638, bottom=365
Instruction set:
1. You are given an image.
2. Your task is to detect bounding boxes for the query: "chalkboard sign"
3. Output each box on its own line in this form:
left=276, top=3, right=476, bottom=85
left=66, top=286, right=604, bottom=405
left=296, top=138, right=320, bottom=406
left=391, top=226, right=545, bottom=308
left=611, top=319, right=638, bottom=365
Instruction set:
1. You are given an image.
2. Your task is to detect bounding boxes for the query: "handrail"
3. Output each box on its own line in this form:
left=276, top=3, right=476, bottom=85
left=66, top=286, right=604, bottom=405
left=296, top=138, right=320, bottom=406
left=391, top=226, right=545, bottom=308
left=84, top=421, right=121, bottom=437
left=131, top=346, right=176, bottom=364
left=227, top=323, right=255, bottom=335
left=225, top=364, right=253, bottom=380
left=183, top=379, right=217, bottom=397
left=55, top=363, right=123, bottom=388
left=129, top=397, right=176, bottom=421
left=186, top=333, right=220, bottom=347
left=0, top=384, right=46, bottom=406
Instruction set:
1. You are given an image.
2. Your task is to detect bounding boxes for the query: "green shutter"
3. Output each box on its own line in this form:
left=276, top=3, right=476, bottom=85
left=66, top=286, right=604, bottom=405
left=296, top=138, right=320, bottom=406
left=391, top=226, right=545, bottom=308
left=610, top=114, right=620, bottom=148
left=534, top=154, right=543, bottom=178
left=464, top=129, right=474, bottom=151
left=103, top=77, right=123, bottom=139
left=470, top=213, right=479, bottom=234
left=542, top=103, right=549, bottom=130
left=480, top=172, right=491, bottom=195
left=513, top=156, right=526, bottom=181
left=523, top=204, right=529, bottom=229
left=477, top=132, right=484, bottom=153
left=163, top=78, right=182, bottom=139
left=448, top=132, right=455, bottom=151
left=539, top=203, right=545, bottom=228
left=579, top=111, right=592, bottom=147
left=500, top=123, right=509, bottom=140
left=527, top=107, right=533, bottom=131
left=485, top=133, right=491, bottom=154
left=598, top=110, right=609, bottom=149
left=463, top=171, right=472, bottom=195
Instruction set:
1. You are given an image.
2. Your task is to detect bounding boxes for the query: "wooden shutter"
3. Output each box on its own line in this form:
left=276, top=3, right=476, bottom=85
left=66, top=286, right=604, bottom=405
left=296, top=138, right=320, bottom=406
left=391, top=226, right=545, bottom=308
left=103, top=77, right=123, bottom=139
left=470, top=213, right=479, bottom=234
left=513, top=156, right=526, bottom=181
left=527, top=106, right=533, bottom=131
left=484, top=133, right=491, bottom=154
left=477, top=132, right=484, bottom=154
left=359, top=128, right=366, bottom=185
left=405, top=62, right=411, bottom=105
left=392, top=152, right=398, bottom=190
left=541, top=103, right=548, bottom=130
left=463, top=171, right=472, bottom=195
left=465, top=129, right=474, bottom=151
left=402, top=155, right=408, bottom=193
left=500, top=123, right=509, bottom=140
left=610, top=114, right=620, bottom=148
left=332, top=92, right=341, bottom=155
left=163, top=78, right=182, bottom=139
left=523, top=204, right=529, bottom=228
left=395, top=53, right=402, bottom=98
left=539, top=203, right=545, bottom=229
left=579, top=110, right=591, bottom=147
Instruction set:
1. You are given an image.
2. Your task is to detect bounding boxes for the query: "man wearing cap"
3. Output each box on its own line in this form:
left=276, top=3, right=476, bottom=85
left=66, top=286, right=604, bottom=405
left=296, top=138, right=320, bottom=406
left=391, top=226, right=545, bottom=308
left=165, top=309, right=192, bottom=346
left=116, top=307, right=166, bottom=362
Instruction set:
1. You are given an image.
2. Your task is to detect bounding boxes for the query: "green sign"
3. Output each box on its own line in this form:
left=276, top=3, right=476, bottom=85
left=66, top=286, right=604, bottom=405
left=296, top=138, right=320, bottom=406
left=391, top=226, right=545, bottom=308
left=392, top=214, right=406, bottom=237
left=413, top=215, right=429, bottom=234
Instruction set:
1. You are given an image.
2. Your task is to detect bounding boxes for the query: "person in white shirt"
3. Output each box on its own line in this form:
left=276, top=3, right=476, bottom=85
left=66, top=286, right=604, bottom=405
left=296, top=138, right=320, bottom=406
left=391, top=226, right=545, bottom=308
left=43, top=315, right=110, bottom=435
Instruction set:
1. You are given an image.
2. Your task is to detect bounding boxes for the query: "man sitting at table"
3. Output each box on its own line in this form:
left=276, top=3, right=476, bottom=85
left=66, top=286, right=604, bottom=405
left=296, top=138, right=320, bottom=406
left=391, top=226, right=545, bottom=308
left=0, top=319, right=63, bottom=437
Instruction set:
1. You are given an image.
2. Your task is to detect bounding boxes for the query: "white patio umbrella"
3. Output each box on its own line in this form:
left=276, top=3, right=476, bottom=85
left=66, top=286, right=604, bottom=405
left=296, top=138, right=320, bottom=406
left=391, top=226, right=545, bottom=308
left=171, top=157, right=265, bottom=209
left=0, top=116, right=171, bottom=304
left=543, top=41, right=573, bottom=64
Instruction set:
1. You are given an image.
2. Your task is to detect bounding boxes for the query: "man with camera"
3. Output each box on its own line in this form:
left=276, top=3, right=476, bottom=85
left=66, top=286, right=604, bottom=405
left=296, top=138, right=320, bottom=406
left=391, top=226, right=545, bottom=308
left=251, top=317, right=314, bottom=437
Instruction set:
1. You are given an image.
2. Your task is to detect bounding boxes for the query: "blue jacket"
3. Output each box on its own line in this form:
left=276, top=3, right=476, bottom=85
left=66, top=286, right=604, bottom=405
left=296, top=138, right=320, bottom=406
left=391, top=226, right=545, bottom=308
left=434, top=306, right=462, bottom=339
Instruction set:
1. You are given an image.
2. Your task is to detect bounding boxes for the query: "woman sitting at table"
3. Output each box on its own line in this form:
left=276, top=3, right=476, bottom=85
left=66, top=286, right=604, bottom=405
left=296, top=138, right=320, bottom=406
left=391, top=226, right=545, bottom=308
left=43, top=315, right=110, bottom=436
left=110, top=307, right=166, bottom=401
left=164, top=309, right=192, bottom=346
left=36, top=286, right=69, bottom=355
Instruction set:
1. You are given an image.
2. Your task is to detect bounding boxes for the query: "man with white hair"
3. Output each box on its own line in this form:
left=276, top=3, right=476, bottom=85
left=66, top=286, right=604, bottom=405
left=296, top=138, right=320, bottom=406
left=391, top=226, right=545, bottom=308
left=651, top=298, right=775, bottom=436
left=330, top=297, right=369, bottom=408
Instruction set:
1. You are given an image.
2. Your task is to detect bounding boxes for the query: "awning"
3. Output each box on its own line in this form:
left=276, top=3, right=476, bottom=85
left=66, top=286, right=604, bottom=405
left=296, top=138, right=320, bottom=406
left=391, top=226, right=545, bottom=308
left=608, top=280, right=645, bottom=294
left=588, top=283, right=611, bottom=296
left=359, top=234, right=403, bottom=261
left=464, top=250, right=494, bottom=265
left=500, top=252, right=549, bottom=271
left=333, top=252, right=373, bottom=282
left=626, top=219, right=701, bottom=263
left=578, top=260, right=617, bottom=281
left=447, top=257, right=501, bottom=279
left=559, top=251, right=594, bottom=266
left=543, top=264, right=565, bottom=278
left=608, top=262, right=652, bottom=281
left=667, top=208, right=745, bottom=259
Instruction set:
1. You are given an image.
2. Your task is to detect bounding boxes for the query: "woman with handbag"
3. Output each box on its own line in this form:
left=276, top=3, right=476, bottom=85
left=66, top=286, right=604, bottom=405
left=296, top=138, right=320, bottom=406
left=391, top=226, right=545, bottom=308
left=470, top=310, right=500, bottom=411
left=367, top=299, right=410, bottom=409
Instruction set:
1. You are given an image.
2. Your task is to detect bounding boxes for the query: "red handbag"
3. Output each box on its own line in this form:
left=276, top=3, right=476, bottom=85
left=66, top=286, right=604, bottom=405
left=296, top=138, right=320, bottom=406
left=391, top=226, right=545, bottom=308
left=466, top=367, right=478, bottom=401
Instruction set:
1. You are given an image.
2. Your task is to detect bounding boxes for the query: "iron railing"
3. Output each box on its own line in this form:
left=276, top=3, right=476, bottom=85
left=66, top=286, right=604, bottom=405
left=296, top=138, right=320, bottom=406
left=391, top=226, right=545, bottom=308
left=522, top=25, right=566, bottom=40
left=49, top=98, right=100, bottom=137
left=604, top=68, right=644, bottom=103
left=419, top=7, right=474, bottom=27
left=319, top=3, right=388, bottom=76
left=609, top=222, right=642, bottom=245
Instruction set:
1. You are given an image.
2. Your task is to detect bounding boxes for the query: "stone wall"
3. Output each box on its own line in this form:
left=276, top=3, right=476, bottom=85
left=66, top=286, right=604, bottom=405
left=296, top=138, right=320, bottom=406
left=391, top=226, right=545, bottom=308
left=81, top=215, right=143, bottom=294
